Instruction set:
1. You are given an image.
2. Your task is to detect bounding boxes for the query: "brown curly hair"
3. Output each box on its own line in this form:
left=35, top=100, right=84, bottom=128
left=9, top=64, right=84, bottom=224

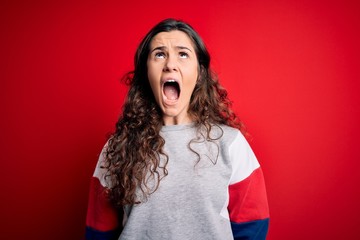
left=104, top=18, right=245, bottom=207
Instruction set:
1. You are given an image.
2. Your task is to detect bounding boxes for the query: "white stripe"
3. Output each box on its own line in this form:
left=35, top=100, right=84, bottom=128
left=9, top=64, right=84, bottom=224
left=228, top=131, right=260, bottom=185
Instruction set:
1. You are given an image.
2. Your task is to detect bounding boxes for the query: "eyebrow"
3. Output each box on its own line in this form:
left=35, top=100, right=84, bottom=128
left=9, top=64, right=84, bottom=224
left=150, top=46, right=193, bottom=53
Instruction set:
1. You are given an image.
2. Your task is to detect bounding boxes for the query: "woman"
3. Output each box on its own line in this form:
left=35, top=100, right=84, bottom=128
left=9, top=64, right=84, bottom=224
left=85, top=18, right=269, bottom=240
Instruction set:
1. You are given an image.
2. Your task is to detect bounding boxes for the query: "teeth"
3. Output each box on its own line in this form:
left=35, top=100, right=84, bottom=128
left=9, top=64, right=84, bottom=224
left=166, top=79, right=176, bottom=83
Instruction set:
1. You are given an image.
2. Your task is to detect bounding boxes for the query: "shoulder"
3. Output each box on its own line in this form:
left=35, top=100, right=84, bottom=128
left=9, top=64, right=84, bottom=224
left=92, top=142, right=110, bottom=188
left=216, top=124, right=260, bottom=184
left=215, top=124, right=244, bottom=147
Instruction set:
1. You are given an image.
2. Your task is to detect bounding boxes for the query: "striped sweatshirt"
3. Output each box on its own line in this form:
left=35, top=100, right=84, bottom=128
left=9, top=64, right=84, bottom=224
left=86, top=123, right=269, bottom=239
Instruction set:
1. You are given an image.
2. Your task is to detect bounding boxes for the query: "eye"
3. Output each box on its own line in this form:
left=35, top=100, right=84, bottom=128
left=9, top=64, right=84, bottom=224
left=179, top=52, right=189, bottom=59
left=155, top=52, right=166, bottom=59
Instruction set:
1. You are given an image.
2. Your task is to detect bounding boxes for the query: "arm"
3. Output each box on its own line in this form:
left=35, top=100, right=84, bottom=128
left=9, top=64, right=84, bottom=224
left=228, top=133, right=270, bottom=240
left=85, top=146, right=122, bottom=240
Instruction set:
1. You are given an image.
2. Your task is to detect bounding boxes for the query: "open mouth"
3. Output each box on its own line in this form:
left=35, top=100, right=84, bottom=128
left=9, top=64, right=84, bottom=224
left=163, top=80, right=180, bottom=100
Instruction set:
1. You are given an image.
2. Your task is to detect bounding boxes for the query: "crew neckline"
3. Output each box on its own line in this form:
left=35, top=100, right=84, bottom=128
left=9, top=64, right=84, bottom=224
left=160, top=122, right=196, bottom=132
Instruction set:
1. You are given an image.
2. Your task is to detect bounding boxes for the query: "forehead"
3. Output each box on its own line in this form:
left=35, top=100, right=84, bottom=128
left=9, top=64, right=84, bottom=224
left=150, top=30, right=195, bottom=49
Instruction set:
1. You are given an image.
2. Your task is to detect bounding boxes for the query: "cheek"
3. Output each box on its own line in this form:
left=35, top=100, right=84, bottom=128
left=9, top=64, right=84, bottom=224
left=147, top=65, right=161, bottom=96
left=187, top=65, right=199, bottom=90
left=183, top=74, right=198, bottom=96
left=147, top=62, right=154, bottom=80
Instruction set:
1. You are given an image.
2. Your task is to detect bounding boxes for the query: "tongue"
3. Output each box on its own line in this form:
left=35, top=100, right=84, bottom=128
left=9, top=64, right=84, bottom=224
left=164, top=85, right=179, bottom=100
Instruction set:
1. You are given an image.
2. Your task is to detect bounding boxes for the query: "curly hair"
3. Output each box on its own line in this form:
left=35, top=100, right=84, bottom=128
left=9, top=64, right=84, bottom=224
left=104, top=18, right=245, bottom=207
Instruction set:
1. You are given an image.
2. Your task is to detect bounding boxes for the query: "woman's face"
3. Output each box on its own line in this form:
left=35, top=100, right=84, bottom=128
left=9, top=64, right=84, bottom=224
left=147, top=30, right=199, bottom=125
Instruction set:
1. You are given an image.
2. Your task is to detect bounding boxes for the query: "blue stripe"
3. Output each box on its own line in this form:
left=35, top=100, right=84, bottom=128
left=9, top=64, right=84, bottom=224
left=85, top=226, right=120, bottom=240
left=231, top=218, right=269, bottom=240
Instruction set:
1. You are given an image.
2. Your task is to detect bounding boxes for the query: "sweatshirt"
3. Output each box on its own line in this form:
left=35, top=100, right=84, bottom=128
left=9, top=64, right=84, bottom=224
left=86, top=123, right=269, bottom=239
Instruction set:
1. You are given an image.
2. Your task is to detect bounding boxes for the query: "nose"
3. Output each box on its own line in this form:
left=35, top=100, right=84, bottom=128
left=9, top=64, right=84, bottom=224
left=163, top=55, right=178, bottom=72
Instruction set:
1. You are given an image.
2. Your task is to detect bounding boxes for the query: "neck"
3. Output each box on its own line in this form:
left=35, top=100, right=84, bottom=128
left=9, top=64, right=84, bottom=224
left=162, top=115, right=193, bottom=126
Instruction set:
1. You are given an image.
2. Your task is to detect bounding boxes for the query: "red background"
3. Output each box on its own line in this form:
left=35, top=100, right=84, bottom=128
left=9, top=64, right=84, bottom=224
left=1, top=0, right=360, bottom=239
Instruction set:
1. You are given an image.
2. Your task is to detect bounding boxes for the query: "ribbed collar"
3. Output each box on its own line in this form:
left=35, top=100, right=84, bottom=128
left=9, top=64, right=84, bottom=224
left=160, top=122, right=196, bottom=132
